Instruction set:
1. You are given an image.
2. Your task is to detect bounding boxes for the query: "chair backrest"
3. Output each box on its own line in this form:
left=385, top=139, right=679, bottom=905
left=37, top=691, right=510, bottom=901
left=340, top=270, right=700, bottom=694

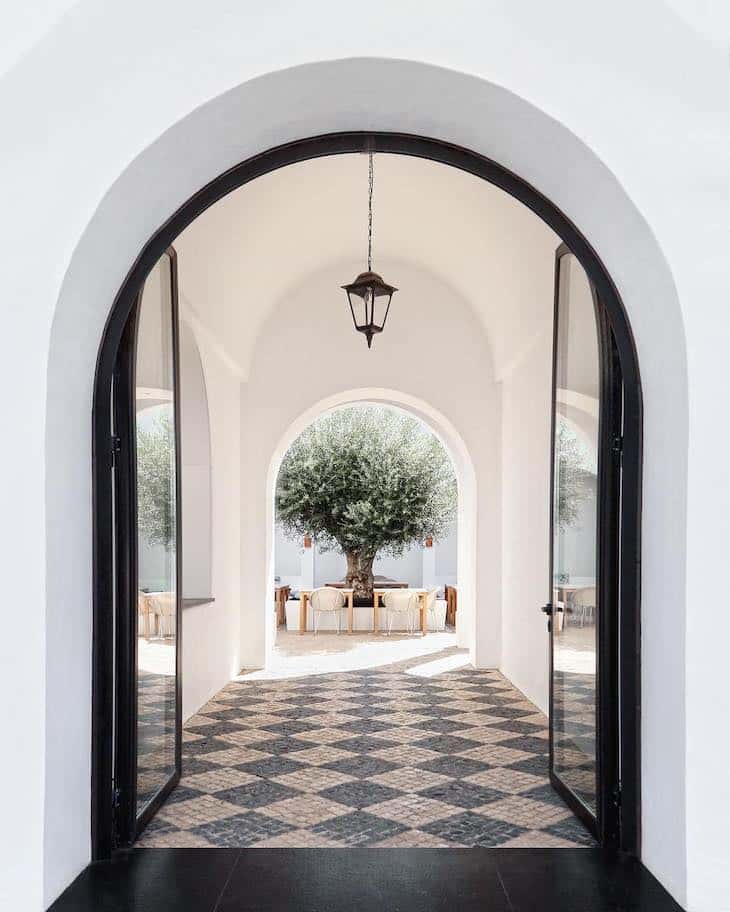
left=383, top=589, right=420, bottom=612
left=150, top=592, right=175, bottom=616
left=426, top=588, right=439, bottom=611
left=571, top=586, right=596, bottom=608
left=310, top=587, right=345, bottom=611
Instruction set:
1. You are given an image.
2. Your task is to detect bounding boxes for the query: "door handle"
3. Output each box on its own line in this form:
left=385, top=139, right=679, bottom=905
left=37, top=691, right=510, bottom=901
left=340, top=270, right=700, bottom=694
left=540, top=603, right=553, bottom=616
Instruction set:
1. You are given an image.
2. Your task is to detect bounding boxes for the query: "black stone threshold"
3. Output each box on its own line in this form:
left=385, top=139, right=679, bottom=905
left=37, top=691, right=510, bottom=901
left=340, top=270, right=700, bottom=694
left=49, top=848, right=683, bottom=912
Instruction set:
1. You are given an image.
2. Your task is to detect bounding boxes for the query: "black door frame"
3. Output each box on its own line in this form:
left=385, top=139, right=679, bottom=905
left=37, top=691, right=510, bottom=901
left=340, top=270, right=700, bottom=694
left=547, top=245, right=625, bottom=847
left=112, top=248, right=184, bottom=846
left=92, top=132, right=642, bottom=859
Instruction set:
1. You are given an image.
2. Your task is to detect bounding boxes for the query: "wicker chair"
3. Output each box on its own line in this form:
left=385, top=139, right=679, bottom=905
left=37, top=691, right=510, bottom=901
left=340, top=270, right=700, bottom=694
left=570, top=586, right=596, bottom=627
left=425, top=588, right=441, bottom=629
left=149, top=592, right=176, bottom=638
left=382, top=589, right=420, bottom=635
left=310, top=587, right=346, bottom=634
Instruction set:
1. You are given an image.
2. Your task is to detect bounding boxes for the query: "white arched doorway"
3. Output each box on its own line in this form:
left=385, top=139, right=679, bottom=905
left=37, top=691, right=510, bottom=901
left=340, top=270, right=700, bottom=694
left=31, top=58, right=684, bottom=896
left=265, top=389, right=479, bottom=667
left=3, top=4, right=724, bottom=903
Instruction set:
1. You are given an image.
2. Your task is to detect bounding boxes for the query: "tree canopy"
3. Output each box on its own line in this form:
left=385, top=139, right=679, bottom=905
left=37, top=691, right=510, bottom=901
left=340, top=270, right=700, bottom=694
left=275, top=406, right=457, bottom=560
left=556, top=419, right=596, bottom=530
left=136, top=409, right=176, bottom=550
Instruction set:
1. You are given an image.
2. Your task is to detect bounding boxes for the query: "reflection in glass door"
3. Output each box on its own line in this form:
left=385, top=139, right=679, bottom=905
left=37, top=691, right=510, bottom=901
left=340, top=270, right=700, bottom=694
left=548, top=245, right=621, bottom=842
left=133, top=250, right=181, bottom=826
left=112, top=248, right=182, bottom=844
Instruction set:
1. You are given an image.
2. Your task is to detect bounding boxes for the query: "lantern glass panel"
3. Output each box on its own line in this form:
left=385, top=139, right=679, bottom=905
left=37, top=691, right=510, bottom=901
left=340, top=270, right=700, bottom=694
left=364, top=287, right=374, bottom=327
left=375, top=289, right=393, bottom=330
left=347, top=289, right=363, bottom=329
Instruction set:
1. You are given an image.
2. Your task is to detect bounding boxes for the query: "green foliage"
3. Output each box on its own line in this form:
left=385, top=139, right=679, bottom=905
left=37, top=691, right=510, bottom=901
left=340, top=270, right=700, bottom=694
left=136, top=410, right=176, bottom=550
left=276, top=406, right=457, bottom=559
left=556, top=419, right=595, bottom=530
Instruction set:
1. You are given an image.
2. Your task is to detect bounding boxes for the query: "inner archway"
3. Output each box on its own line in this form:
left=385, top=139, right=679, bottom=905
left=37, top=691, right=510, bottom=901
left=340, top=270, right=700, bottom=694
left=266, top=391, right=478, bottom=667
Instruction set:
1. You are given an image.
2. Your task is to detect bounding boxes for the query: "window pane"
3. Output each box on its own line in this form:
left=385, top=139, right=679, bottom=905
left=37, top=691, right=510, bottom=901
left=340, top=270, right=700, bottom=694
left=134, top=254, right=178, bottom=816
left=552, top=253, right=599, bottom=815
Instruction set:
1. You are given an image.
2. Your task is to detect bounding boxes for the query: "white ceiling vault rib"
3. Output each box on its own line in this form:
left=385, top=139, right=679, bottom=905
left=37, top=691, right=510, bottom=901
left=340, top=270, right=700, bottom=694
left=174, top=152, right=559, bottom=379
left=178, top=290, right=245, bottom=379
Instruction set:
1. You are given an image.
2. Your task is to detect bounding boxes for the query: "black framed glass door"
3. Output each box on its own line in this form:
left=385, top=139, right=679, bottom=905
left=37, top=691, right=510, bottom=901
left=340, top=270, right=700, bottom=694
left=547, top=244, right=622, bottom=845
left=112, top=247, right=182, bottom=845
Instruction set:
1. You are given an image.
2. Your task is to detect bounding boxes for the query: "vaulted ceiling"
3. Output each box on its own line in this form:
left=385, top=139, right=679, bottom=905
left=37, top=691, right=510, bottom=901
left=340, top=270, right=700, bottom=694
left=175, top=153, right=559, bottom=380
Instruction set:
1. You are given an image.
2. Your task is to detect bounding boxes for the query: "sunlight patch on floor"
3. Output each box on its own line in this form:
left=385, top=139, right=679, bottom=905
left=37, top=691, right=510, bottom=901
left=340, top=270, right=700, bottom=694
left=406, top=652, right=472, bottom=677
left=138, top=636, right=175, bottom=675
left=237, top=629, right=463, bottom=680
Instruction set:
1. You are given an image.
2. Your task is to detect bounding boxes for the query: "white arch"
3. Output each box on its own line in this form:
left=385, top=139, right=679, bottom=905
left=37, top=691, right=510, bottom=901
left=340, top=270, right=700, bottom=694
left=32, top=56, right=691, bottom=907
left=266, top=389, right=478, bottom=665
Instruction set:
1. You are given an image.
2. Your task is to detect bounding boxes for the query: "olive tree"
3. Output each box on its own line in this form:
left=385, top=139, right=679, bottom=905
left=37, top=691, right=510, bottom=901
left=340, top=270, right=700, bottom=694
left=275, top=406, right=457, bottom=599
left=556, top=419, right=596, bottom=529
left=136, top=410, right=176, bottom=550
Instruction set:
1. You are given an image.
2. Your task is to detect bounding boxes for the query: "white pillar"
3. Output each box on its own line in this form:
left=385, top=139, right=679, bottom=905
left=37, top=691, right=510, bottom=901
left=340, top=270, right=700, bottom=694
left=422, top=544, right=436, bottom=589
left=301, top=542, right=314, bottom=589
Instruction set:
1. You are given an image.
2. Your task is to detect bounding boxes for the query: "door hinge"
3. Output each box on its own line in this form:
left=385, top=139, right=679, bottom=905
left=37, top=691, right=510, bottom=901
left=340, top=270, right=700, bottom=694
left=612, top=784, right=622, bottom=807
left=111, top=435, right=122, bottom=466
left=612, top=435, right=623, bottom=457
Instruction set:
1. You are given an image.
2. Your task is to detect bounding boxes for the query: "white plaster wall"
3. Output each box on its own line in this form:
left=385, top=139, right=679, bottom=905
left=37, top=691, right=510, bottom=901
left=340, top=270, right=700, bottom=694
left=500, top=328, right=554, bottom=714
left=274, top=530, right=303, bottom=587
left=311, top=541, right=426, bottom=590
left=3, top=7, right=726, bottom=905
left=276, top=526, right=458, bottom=593
left=433, top=522, right=458, bottom=590
left=240, top=264, right=499, bottom=673
left=178, top=308, right=242, bottom=721
left=179, top=319, right=213, bottom=601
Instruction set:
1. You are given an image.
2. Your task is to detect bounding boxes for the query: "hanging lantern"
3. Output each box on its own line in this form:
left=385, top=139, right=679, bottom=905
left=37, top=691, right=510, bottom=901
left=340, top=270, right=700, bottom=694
left=342, top=151, right=397, bottom=348
left=342, top=270, right=397, bottom=349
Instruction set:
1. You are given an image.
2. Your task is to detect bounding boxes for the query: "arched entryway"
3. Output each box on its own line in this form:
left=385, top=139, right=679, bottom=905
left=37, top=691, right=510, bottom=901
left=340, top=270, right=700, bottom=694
left=90, top=132, right=642, bottom=862
left=266, top=390, right=478, bottom=662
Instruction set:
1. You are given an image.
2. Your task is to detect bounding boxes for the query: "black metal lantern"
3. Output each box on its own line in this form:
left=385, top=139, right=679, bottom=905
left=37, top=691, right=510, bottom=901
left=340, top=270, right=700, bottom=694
left=342, top=270, right=397, bottom=348
left=342, top=152, right=397, bottom=348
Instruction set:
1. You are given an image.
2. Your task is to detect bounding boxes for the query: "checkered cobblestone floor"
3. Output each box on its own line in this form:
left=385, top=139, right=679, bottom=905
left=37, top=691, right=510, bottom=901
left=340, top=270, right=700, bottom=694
left=137, top=656, right=596, bottom=848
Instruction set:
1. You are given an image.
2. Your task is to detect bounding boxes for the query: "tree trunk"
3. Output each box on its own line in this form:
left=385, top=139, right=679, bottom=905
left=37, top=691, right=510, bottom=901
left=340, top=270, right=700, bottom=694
left=345, top=551, right=375, bottom=602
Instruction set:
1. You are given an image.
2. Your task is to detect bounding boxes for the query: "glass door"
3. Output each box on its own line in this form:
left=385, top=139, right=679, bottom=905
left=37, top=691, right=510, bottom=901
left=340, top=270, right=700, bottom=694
left=113, top=248, right=182, bottom=844
left=547, top=245, right=622, bottom=844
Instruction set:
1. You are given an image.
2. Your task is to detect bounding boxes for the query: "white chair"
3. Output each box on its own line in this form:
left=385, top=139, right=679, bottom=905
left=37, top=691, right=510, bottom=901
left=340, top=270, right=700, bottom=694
left=570, top=586, right=596, bottom=627
left=138, top=593, right=155, bottom=640
left=310, top=587, right=346, bottom=634
left=150, top=592, right=176, bottom=638
left=382, top=589, right=420, bottom=635
left=425, top=588, right=446, bottom=631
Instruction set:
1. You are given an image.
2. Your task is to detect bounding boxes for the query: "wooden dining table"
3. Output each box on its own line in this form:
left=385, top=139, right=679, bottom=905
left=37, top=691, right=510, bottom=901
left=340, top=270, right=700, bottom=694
left=298, top=588, right=430, bottom=635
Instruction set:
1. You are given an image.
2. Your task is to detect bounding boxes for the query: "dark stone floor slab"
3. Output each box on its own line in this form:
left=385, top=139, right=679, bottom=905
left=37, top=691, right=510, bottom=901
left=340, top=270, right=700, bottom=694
left=496, top=849, right=684, bottom=912
left=49, top=849, right=685, bottom=912
left=48, top=848, right=240, bottom=912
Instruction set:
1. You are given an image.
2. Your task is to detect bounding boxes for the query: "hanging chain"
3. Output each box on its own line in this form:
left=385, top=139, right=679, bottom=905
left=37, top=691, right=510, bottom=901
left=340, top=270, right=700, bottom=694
left=367, top=150, right=374, bottom=272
